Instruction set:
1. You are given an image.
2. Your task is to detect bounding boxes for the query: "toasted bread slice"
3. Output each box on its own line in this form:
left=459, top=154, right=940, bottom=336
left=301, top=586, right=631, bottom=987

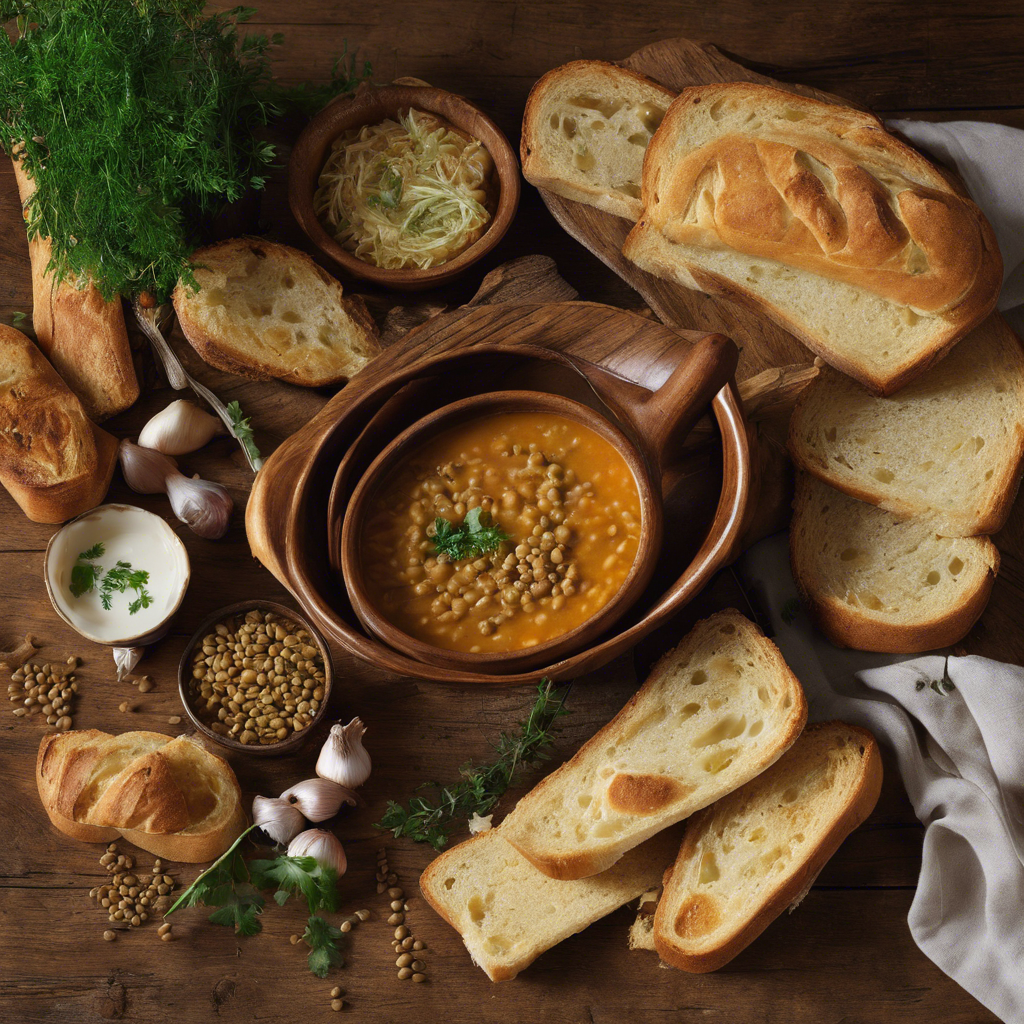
left=789, top=313, right=1024, bottom=536
left=790, top=473, right=998, bottom=652
left=419, top=825, right=681, bottom=981
left=0, top=325, right=118, bottom=524
left=499, top=610, right=807, bottom=880
left=173, top=238, right=380, bottom=387
left=521, top=60, right=675, bottom=221
left=654, top=721, right=882, bottom=972
left=623, top=83, right=1002, bottom=395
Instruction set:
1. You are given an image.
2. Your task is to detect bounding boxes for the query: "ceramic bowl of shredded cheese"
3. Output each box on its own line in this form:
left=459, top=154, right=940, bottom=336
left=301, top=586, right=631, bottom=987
left=289, top=83, right=520, bottom=291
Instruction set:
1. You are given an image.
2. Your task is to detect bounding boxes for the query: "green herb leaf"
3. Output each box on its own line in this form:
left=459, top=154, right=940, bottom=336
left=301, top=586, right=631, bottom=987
left=206, top=889, right=264, bottom=936
left=10, top=310, right=27, bottom=325
left=367, top=164, right=403, bottom=209
left=376, top=679, right=570, bottom=850
left=78, top=542, right=105, bottom=561
left=69, top=561, right=102, bottom=598
left=99, top=561, right=153, bottom=616
left=431, top=507, right=510, bottom=562
left=226, top=400, right=262, bottom=470
left=303, top=915, right=344, bottom=978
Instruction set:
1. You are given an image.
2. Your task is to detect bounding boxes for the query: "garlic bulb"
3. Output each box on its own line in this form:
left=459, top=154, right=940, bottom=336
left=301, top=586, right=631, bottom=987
left=280, top=778, right=357, bottom=822
left=138, top=400, right=223, bottom=456
left=288, top=829, right=347, bottom=877
left=252, top=795, right=306, bottom=846
left=316, top=717, right=371, bottom=789
left=119, top=439, right=233, bottom=540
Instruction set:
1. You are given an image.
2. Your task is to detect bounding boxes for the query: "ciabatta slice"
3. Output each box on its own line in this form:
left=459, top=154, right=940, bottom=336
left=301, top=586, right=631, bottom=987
left=790, top=473, right=999, bottom=652
left=499, top=610, right=807, bottom=880
left=623, top=83, right=1002, bottom=395
left=789, top=313, right=1024, bottom=537
left=521, top=60, right=675, bottom=221
left=419, top=826, right=680, bottom=981
left=654, top=721, right=882, bottom=972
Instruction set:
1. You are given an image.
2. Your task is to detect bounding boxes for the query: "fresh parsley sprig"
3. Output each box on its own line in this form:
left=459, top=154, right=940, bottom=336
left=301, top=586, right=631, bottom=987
left=166, top=826, right=346, bottom=977
left=69, top=542, right=105, bottom=598
left=227, top=400, right=262, bottom=471
left=68, top=544, right=153, bottom=615
left=432, top=507, right=510, bottom=562
left=376, top=679, right=571, bottom=850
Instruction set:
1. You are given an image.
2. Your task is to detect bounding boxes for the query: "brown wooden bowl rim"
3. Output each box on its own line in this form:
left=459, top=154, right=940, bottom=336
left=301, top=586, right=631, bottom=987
left=339, top=389, right=663, bottom=669
left=176, top=599, right=335, bottom=757
left=288, top=84, right=521, bottom=290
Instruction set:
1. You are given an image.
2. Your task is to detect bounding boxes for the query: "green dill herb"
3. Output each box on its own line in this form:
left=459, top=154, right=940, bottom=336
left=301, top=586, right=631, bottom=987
left=376, top=680, right=571, bottom=850
left=68, top=545, right=152, bottom=616
left=268, top=46, right=371, bottom=117
left=432, top=507, right=510, bottom=562
left=227, top=400, right=262, bottom=470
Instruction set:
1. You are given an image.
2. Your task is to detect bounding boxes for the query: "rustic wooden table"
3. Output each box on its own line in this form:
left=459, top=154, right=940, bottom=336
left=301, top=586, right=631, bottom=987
left=1, top=3, right=1022, bottom=1022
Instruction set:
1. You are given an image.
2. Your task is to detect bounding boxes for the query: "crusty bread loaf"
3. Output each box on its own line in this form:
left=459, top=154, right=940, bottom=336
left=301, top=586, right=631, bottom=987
left=521, top=60, right=675, bottom=221
left=622, top=83, right=1003, bottom=395
left=790, top=473, right=999, bottom=652
left=36, top=729, right=245, bottom=862
left=419, top=825, right=681, bottom=981
left=653, top=721, right=882, bottom=972
left=789, top=313, right=1024, bottom=537
left=173, top=238, right=380, bottom=387
left=0, top=325, right=118, bottom=523
left=12, top=156, right=139, bottom=422
left=500, top=610, right=807, bottom=881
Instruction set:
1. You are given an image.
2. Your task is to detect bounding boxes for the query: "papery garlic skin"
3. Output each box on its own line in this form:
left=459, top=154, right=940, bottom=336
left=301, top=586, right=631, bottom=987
left=119, top=439, right=233, bottom=540
left=288, top=829, right=347, bottom=877
left=252, top=795, right=306, bottom=847
left=280, top=778, right=357, bottom=822
left=112, top=646, right=143, bottom=682
left=138, top=400, right=223, bottom=456
left=468, top=812, right=493, bottom=835
left=316, top=717, right=372, bottom=789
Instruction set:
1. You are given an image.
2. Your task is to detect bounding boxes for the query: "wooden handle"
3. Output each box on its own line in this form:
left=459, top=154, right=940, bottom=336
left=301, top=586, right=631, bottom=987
left=631, top=333, right=739, bottom=470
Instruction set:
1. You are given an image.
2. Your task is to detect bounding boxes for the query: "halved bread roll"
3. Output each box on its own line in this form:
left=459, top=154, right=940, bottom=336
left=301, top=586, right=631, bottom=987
left=173, top=238, right=381, bottom=388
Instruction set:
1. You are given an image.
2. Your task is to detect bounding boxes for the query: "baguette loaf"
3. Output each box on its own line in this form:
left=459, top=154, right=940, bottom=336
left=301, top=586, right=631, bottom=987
left=653, top=721, right=881, bottom=972
left=790, top=473, right=998, bottom=652
left=419, top=825, right=681, bottom=981
left=521, top=60, right=675, bottom=221
left=0, top=324, right=118, bottom=523
left=12, top=156, right=139, bottom=422
left=173, top=238, right=381, bottom=387
left=500, top=610, right=807, bottom=880
left=789, top=313, right=1024, bottom=536
left=36, top=729, right=245, bottom=862
left=622, top=83, right=1003, bottom=394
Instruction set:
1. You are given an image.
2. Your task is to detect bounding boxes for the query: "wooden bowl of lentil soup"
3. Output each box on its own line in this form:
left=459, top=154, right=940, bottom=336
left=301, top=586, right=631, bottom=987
left=341, top=334, right=738, bottom=672
left=177, top=601, right=334, bottom=757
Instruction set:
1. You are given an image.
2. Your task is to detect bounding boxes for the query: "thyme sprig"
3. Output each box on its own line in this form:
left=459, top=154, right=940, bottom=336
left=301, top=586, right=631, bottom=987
left=376, top=680, right=571, bottom=850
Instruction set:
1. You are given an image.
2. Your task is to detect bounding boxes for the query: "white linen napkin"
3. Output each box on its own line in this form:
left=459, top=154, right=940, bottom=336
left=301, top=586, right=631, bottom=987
left=739, top=534, right=1024, bottom=1024
left=888, top=118, right=1024, bottom=333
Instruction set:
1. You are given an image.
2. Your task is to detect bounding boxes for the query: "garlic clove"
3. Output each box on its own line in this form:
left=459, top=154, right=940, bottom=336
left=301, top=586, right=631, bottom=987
left=165, top=473, right=233, bottom=540
left=468, top=812, right=493, bottom=835
left=138, top=399, right=224, bottom=456
left=119, top=439, right=178, bottom=495
left=252, top=795, right=306, bottom=847
left=280, top=778, right=358, bottom=822
left=113, top=646, right=144, bottom=682
left=287, top=828, right=347, bottom=878
left=316, top=717, right=372, bottom=789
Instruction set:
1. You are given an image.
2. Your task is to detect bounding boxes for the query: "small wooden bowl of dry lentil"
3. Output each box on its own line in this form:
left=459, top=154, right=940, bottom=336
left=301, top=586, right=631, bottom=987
left=177, top=601, right=334, bottom=756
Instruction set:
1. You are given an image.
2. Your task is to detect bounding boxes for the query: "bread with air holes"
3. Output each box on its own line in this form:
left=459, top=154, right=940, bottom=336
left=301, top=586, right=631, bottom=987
left=790, top=473, right=999, bottom=652
left=419, top=825, right=681, bottom=981
left=521, top=60, right=675, bottom=221
left=173, top=238, right=380, bottom=387
left=499, top=610, right=807, bottom=881
left=653, top=721, right=882, bottom=972
left=789, top=313, right=1024, bottom=537
left=622, top=83, right=1003, bottom=395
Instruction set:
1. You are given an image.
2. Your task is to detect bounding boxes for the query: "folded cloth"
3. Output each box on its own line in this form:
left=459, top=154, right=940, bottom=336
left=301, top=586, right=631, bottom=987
left=739, top=533, right=1024, bottom=1024
left=888, top=119, right=1024, bottom=334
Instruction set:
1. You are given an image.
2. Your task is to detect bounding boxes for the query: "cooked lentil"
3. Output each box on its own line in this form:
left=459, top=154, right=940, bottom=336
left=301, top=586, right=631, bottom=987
left=360, top=412, right=642, bottom=653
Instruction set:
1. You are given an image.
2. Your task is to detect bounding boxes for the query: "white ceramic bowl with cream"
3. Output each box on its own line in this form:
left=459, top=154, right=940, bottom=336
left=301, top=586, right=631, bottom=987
left=44, top=504, right=190, bottom=646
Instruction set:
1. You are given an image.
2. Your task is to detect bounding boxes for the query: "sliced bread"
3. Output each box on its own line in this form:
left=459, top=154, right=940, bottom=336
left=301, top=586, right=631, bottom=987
left=622, top=83, right=1003, bottom=395
left=0, top=324, right=118, bottom=523
left=789, top=313, right=1024, bottom=536
left=653, top=721, right=882, bottom=972
left=173, top=238, right=380, bottom=388
left=499, top=610, right=807, bottom=880
left=419, top=825, right=681, bottom=981
left=790, top=473, right=999, bottom=652
left=521, top=60, right=675, bottom=221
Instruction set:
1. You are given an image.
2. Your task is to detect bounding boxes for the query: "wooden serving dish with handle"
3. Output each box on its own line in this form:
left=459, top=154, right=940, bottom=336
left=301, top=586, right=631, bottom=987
left=246, top=291, right=753, bottom=686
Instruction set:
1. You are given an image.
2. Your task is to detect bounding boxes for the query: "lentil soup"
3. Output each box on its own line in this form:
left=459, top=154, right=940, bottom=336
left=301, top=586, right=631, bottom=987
left=359, top=410, right=643, bottom=653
